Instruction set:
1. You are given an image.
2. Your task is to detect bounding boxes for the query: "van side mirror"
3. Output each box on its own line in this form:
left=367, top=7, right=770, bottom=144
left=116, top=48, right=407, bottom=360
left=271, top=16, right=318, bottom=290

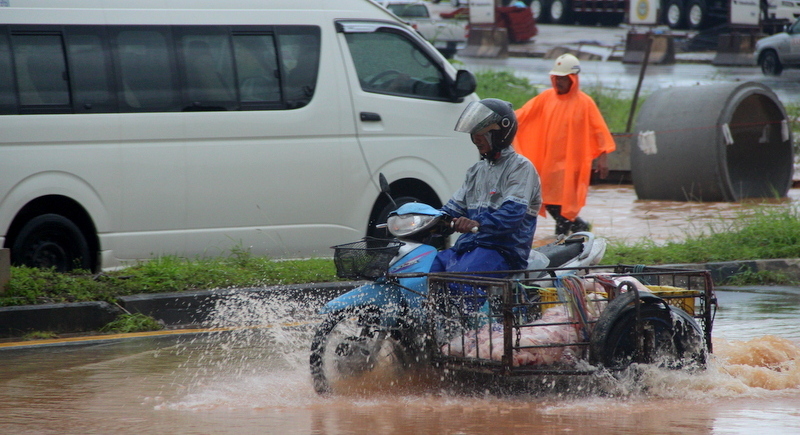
left=452, top=69, right=476, bottom=99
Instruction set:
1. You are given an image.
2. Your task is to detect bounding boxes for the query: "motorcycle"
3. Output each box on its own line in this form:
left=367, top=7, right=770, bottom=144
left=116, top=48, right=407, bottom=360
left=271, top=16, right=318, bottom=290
left=308, top=175, right=607, bottom=394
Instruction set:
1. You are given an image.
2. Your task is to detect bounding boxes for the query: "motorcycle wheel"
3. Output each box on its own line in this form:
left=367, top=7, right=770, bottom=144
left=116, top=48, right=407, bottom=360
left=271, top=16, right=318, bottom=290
left=309, top=307, right=409, bottom=395
left=589, top=291, right=706, bottom=370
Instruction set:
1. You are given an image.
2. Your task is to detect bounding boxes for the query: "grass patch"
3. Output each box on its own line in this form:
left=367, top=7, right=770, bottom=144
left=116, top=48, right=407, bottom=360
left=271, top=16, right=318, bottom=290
left=722, top=269, right=798, bottom=286
left=603, top=207, right=800, bottom=265
left=474, top=69, right=538, bottom=110
left=1, top=252, right=337, bottom=308
left=22, top=331, right=58, bottom=341
left=100, top=313, right=164, bottom=334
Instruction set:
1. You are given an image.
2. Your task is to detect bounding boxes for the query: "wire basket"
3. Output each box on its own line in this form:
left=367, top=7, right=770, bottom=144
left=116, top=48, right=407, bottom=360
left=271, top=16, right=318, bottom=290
left=331, top=237, right=405, bottom=280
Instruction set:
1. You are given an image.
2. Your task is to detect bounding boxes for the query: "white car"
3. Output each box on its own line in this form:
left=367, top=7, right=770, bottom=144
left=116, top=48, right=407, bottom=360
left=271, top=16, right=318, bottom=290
left=380, top=1, right=468, bottom=58
left=755, top=17, right=800, bottom=76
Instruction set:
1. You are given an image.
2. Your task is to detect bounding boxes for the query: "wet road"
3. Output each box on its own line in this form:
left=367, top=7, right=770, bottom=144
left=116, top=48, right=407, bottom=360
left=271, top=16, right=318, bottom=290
left=534, top=185, right=800, bottom=245
left=456, top=29, right=800, bottom=107
left=0, top=285, right=798, bottom=435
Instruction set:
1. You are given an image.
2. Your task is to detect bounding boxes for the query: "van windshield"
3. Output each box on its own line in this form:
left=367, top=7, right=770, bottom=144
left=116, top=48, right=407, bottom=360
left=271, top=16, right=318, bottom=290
left=344, top=30, right=446, bottom=99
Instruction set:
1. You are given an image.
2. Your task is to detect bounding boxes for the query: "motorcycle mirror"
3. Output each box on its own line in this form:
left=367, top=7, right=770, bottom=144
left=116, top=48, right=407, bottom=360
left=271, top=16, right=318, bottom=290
left=378, top=173, right=398, bottom=210
left=379, top=173, right=391, bottom=195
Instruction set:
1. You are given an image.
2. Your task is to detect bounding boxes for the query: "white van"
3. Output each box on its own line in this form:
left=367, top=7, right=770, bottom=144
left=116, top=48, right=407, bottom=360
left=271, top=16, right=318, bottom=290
left=0, top=0, right=478, bottom=271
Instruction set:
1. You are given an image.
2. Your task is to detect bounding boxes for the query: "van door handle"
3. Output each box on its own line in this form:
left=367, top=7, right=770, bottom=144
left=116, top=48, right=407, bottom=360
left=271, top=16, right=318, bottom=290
left=360, top=112, right=381, bottom=122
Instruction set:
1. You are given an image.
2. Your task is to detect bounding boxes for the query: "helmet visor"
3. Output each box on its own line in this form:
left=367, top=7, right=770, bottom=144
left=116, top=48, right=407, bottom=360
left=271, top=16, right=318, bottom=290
left=454, top=101, right=501, bottom=135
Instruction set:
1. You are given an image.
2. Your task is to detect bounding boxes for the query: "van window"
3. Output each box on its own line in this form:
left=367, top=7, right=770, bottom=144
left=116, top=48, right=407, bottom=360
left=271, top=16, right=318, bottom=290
left=0, top=31, right=16, bottom=114
left=66, top=28, right=116, bottom=113
left=345, top=30, right=446, bottom=99
left=233, top=33, right=281, bottom=105
left=177, top=29, right=237, bottom=111
left=11, top=33, right=70, bottom=107
left=113, top=27, right=179, bottom=111
left=278, top=28, right=320, bottom=109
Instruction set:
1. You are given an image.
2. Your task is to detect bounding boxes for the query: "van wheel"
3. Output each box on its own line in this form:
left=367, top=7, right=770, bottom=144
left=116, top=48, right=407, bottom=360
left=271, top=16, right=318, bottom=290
left=11, top=214, right=91, bottom=272
left=761, top=51, right=783, bottom=76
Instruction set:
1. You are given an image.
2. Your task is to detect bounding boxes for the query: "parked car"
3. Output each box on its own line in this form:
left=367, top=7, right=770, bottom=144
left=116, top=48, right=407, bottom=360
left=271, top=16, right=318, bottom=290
left=755, top=17, right=800, bottom=76
left=380, top=0, right=468, bottom=58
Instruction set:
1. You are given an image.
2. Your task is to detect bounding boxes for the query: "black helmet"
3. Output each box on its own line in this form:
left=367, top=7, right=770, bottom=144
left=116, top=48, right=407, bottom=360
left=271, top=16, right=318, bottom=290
left=454, top=98, right=517, bottom=160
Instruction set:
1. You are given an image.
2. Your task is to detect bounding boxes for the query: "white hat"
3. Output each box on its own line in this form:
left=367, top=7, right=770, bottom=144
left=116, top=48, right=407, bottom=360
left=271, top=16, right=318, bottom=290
left=550, top=53, right=581, bottom=76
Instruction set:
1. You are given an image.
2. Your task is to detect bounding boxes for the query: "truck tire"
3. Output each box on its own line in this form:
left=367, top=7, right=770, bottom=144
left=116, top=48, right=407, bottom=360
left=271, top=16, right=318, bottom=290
left=548, top=0, right=572, bottom=24
left=664, top=0, right=685, bottom=29
left=530, top=0, right=550, bottom=23
left=686, top=0, right=707, bottom=30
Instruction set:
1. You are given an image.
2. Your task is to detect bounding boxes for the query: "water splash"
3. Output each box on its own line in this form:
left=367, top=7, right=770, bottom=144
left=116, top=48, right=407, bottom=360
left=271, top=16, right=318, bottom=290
left=158, top=288, right=800, bottom=411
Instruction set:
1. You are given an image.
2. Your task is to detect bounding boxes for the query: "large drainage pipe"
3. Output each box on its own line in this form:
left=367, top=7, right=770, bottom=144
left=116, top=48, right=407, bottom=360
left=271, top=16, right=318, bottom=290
left=631, top=82, right=793, bottom=201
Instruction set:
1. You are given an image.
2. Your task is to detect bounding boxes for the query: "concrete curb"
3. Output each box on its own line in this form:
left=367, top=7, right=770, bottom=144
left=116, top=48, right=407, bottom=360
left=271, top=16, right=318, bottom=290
left=1, top=259, right=798, bottom=338
left=0, top=281, right=362, bottom=338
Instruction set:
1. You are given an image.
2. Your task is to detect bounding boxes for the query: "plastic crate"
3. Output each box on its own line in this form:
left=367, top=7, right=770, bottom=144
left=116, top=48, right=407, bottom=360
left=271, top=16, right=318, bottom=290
left=538, top=285, right=696, bottom=315
left=331, top=237, right=404, bottom=280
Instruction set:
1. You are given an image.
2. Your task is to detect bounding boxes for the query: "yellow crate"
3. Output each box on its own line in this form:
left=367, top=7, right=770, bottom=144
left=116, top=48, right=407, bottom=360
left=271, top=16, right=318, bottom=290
left=535, top=285, right=696, bottom=315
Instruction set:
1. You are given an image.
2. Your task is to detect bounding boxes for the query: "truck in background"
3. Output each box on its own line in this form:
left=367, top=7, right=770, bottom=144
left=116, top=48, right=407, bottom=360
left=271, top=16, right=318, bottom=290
left=524, top=0, right=800, bottom=30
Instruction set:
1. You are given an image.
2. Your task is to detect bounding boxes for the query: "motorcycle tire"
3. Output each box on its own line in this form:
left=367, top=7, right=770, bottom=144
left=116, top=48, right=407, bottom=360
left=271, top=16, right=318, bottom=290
left=589, top=291, right=705, bottom=370
left=309, top=307, right=409, bottom=395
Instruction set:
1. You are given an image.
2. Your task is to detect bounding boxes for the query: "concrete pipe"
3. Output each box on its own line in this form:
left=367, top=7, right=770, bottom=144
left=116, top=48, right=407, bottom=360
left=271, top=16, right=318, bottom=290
left=632, top=82, right=793, bottom=201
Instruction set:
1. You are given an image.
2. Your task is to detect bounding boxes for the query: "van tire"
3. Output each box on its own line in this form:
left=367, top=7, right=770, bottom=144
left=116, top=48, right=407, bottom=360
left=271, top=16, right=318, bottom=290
left=11, top=214, right=91, bottom=272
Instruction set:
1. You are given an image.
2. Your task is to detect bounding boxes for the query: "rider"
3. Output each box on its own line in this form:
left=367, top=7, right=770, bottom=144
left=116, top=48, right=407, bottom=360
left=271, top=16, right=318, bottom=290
left=430, top=98, right=542, bottom=298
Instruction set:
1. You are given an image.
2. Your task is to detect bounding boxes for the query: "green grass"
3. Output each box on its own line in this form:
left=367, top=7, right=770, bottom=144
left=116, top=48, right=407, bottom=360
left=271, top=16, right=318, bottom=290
left=602, top=207, right=800, bottom=266
left=1, top=253, right=337, bottom=307
left=100, top=313, right=164, bottom=334
left=473, top=69, right=538, bottom=110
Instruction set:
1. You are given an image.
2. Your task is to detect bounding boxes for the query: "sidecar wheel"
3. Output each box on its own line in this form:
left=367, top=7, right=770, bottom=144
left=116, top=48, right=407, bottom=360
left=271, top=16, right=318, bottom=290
left=590, top=291, right=706, bottom=370
left=309, top=307, right=408, bottom=395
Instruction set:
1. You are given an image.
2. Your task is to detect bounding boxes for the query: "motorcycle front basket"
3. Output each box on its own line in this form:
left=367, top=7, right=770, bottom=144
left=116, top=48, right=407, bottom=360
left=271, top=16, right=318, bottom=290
left=331, top=237, right=404, bottom=280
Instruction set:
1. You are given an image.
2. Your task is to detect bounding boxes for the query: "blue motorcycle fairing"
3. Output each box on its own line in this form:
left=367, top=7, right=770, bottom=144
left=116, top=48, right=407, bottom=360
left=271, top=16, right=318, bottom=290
left=319, top=245, right=438, bottom=323
left=389, top=202, right=443, bottom=217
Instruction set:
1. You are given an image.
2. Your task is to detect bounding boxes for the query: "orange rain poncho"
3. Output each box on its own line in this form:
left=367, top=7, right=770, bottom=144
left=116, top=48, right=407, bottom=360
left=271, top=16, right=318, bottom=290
left=513, top=74, right=615, bottom=221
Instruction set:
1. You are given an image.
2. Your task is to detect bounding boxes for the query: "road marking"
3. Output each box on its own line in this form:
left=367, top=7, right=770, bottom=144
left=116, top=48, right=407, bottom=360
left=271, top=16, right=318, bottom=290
left=0, top=321, right=312, bottom=349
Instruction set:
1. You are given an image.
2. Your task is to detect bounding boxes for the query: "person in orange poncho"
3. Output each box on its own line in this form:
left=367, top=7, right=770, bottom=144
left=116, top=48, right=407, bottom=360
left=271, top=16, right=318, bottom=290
left=514, top=54, right=615, bottom=236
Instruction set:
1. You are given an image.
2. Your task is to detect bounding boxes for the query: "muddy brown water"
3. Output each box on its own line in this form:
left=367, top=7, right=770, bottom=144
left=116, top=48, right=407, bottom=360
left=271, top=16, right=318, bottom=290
left=535, top=185, right=800, bottom=245
left=1, top=186, right=800, bottom=434
left=1, top=287, right=798, bottom=435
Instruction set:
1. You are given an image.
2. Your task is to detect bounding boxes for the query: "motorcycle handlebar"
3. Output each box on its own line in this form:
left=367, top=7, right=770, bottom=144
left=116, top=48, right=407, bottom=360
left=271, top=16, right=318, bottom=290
left=450, top=219, right=478, bottom=234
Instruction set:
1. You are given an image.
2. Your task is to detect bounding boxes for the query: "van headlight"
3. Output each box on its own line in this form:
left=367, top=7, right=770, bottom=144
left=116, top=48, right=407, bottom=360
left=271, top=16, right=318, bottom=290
left=386, top=214, right=438, bottom=237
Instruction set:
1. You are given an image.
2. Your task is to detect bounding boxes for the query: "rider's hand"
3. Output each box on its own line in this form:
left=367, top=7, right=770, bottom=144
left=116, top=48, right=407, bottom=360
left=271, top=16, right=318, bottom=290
left=452, top=217, right=479, bottom=233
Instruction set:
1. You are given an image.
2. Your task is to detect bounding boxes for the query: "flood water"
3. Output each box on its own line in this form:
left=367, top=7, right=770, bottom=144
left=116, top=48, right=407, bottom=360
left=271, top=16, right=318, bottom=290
left=1, top=285, right=799, bottom=435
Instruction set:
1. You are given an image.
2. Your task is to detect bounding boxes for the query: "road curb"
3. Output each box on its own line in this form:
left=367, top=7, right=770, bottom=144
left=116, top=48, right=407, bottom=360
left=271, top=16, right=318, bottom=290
left=0, top=281, right=362, bottom=338
left=1, top=259, right=798, bottom=338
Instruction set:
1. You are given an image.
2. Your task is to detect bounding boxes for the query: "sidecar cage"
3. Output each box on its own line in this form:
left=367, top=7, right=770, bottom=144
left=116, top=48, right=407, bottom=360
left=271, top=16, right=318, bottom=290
left=422, top=264, right=716, bottom=377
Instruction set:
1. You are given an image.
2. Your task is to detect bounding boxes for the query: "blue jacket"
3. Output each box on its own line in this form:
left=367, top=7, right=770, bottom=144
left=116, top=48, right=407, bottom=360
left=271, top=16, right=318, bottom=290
left=442, top=147, right=542, bottom=270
